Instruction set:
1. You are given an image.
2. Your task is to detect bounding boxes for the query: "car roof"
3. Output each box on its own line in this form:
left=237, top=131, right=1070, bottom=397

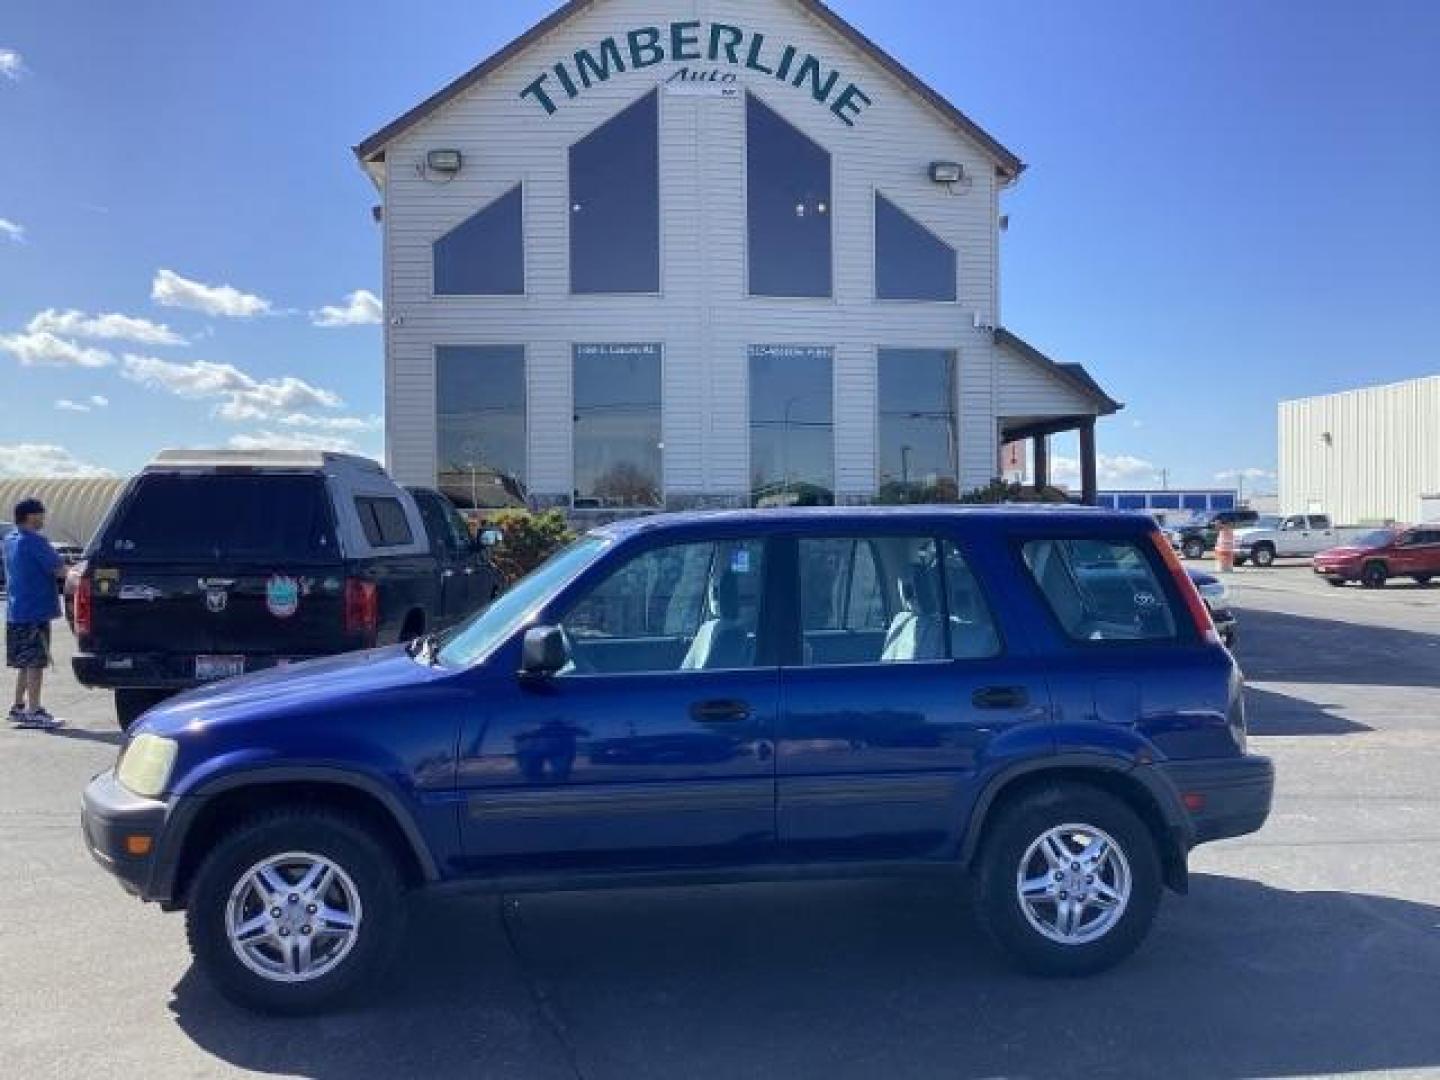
left=144, top=448, right=386, bottom=474
left=590, top=505, right=1155, bottom=541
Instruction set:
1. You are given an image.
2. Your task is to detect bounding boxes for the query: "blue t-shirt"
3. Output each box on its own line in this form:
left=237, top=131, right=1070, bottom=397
left=3, top=529, right=63, bottom=624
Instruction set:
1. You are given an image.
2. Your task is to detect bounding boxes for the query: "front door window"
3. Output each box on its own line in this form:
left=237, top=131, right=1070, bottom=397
left=560, top=540, right=767, bottom=674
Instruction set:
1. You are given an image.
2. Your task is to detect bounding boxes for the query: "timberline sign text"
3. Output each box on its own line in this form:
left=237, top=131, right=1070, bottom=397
left=520, top=22, right=873, bottom=126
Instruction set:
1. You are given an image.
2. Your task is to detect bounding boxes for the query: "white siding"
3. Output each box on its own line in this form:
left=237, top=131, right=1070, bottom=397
left=1279, top=375, right=1440, bottom=524
left=379, top=0, right=1046, bottom=501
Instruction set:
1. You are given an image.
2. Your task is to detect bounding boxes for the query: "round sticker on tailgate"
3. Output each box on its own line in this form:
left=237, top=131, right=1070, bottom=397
left=266, top=575, right=300, bottom=619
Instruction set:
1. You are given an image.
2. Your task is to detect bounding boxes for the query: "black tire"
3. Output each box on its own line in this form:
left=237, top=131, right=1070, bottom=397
left=1181, top=538, right=1206, bottom=561
left=1327, top=577, right=1347, bottom=588
left=1251, top=544, right=1276, bottom=568
left=1233, top=555, right=1248, bottom=567
left=115, top=689, right=171, bottom=732
left=185, top=808, right=405, bottom=1015
left=974, top=784, right=1162, bottom=977
left=1414, top=575, right=1433, bottom=587
left=1361, top=562, right=1388, bottom=589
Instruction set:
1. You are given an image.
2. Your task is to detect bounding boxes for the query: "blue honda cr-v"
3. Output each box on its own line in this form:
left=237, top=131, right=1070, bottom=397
left=82, top=507, right=1273, bottom=1012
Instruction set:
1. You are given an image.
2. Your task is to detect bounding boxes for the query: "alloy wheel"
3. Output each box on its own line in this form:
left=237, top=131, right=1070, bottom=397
left=226, top=852, right=363, bottom=983
left=1016, top=824, right=1132, bottom=945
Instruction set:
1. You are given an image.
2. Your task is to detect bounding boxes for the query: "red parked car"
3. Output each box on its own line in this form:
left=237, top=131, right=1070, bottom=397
left=1313, top=526, right=1440, bottom=588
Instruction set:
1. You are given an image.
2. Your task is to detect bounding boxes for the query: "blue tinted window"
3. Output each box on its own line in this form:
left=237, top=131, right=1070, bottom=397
left=747, top=96, right=832, bottom=298
left=878, top=348, right=958, bottom=503
left=437, top=346, right=527, bottom=509
left=750, top=346, right=834, bottom=506
left=1095, top=495, right=1118, bottom=509
left=1150, top=494, right=1180, bottom=509
left=1182, top=494, right=1208, bottom=510
left=434, top=186, right=524, bottom=296
left=574, top=344, right=663, bottom=509
left=1211, top=493, right=1237, bottom=510
left=570, top=91, right=660, bottom=294
left=1118, top=495, right=1147, bottom=510
left=876, top=194, right=957, bottom=301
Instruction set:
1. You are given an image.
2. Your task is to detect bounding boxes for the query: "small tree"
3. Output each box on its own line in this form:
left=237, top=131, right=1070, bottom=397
left=485, top=509, right=576, bottom=585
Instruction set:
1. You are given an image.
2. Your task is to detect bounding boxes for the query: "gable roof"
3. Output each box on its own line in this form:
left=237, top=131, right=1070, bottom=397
left=353, top=0, right=1024, bottom=178
left=994, top=328, right=1123, bottom=416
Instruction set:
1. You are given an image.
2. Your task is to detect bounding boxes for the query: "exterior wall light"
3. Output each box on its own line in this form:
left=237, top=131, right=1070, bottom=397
left=929, top=161, right=965, bottom=184
left=427, top=149, right=463, bottom=174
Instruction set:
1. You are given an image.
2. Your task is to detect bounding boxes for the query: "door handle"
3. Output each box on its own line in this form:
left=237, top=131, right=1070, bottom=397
left=973, top=686, right=1029, bottom=710
left=690, top=699, right=752, bottom=724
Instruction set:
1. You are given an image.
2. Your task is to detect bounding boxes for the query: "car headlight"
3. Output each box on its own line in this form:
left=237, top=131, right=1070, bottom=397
left=116, top=734, right=178, bottom=798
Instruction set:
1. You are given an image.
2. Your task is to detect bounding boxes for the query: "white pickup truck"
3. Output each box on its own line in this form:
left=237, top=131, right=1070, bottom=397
left=1232, top=514, right=1371, bottom=567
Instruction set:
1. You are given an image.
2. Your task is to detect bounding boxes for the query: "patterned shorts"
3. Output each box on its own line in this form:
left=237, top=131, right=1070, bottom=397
left=5, top=623, right=52, bottom=670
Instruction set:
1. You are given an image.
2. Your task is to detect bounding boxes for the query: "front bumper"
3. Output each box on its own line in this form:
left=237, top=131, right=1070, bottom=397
left=1160, top=755, right=1275, bottom=845
left=1313, top=563, right=1358, bottom=580
left=81, top=769, right=169, bottom=900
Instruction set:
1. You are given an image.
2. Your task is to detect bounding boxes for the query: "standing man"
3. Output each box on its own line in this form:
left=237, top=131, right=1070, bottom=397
left=4, top=499, right=67, bottom=729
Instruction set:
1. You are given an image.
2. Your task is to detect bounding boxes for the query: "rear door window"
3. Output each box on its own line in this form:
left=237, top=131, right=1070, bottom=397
left=1022, top=538, right=1178, bottom=643
left=356, top=497, right=414, bottom=548
left=104, top=474, right=336, bottom=562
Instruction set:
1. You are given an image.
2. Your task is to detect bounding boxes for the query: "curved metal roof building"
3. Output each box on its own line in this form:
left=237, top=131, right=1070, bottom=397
left=0, top=478, right=130, bottom=546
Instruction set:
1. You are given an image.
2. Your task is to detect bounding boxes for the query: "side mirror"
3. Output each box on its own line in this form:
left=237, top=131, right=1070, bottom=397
left=478, top=528, right=503, bottom=549
left=520, top=626, right=567, bottom=679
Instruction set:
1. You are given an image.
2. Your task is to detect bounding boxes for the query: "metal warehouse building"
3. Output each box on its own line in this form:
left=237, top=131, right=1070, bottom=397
left=1279, top=375, right=1440, bottom=524
left=355, top=0, right=1121, bottom=515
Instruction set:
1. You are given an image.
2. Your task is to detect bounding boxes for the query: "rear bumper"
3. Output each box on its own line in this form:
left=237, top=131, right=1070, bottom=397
left=81, top=769, right=169, bottom=901
left=1160, top=755, right=1275, bottom=845
left=73, top=652, right=325, bottom=690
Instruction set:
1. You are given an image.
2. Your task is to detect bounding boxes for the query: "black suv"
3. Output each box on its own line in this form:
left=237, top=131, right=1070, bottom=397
left=72, top=450, right=500, bottom=728
left=1176, top=509, right=1260, bottom=560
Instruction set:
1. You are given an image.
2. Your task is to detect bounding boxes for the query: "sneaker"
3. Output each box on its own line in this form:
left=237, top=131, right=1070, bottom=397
left=28, top=708, right=62, bottom=730
left=10, top=705, right=41, bottom=729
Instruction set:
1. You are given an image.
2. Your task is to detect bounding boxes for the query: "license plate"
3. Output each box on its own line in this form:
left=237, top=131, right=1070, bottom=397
left=195, top=655, right=245, bottom=682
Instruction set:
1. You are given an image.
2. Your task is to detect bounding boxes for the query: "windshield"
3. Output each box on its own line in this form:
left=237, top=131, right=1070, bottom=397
left=436, top=536, right=609, bottom=668
left=1352, top=529, right=1397, bottom=549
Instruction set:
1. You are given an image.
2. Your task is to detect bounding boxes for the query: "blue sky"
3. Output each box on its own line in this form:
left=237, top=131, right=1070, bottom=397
left=2, top=0, right=1438, bottom=493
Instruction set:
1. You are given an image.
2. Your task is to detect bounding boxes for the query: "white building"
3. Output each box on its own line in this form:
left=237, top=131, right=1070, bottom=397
left=1279, top=375, right=1440, bottom=524
left=355, top=0, right=1120, bottom=516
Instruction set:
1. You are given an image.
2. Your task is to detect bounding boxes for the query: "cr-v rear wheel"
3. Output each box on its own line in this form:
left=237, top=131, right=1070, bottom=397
left=186, top=808, right=404, bottom=1014
left=974, top=784, right=1162, bottom=976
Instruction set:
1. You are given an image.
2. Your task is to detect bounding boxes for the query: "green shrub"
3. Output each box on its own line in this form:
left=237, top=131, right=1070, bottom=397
left=484, top=509, right=576, bottom=585
left=959, top=479, right=1071, bottom=505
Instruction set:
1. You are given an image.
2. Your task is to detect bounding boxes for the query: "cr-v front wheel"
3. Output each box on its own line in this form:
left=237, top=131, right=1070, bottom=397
left=975, top=784, right=1162, bottom=976
left=185, top=808, right=404, bottom=1014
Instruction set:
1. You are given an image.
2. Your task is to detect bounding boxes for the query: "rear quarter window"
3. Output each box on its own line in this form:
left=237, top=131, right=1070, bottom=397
left=1022, top=537, right=1178, bottom=643
left=356, top=497, right=415, bottom=548
left=101, top=474, right=336, bottom=561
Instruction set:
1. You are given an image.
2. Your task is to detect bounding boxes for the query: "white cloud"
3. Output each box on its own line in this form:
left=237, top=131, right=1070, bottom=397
left=1216, top=468, right=1276, bottom=483
left=1052, top=453, right=1163, bottom=489
left=0, top=330, right=114, bottom=368
left=0, top=218, right=24, bottom=244
left=151, top=268, right=272, bottom=319
left=54, top=395, right=111, bottom=413
left=227, top=430, right=358, bottom=454
left=0, top=49, right=25, bottom=82
left=276, top=412, right=382, bottom=433
left=311, top=289, right=382, bottom=328
left=0, top=444, right=114, bottom=479
left=27, top=308, right=187, bottom=347
left=121, top=354, right=343, bottom=422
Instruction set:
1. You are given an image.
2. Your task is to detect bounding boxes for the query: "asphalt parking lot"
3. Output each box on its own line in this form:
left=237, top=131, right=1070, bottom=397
left=2, top=564, right=1437, bottom=1080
